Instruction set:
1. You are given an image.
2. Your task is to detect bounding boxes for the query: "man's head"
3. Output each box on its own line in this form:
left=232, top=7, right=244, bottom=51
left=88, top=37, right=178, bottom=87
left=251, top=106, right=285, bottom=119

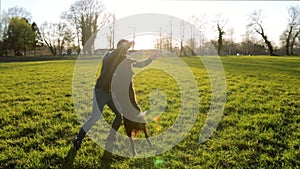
left=117, top=39, right=134, bottom=50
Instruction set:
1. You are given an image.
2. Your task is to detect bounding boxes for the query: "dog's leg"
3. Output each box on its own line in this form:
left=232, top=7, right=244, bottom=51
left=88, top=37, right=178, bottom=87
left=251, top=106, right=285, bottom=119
left=143, top=128, right=152, bottom=147
left=127, top=131, right=136, bottom=156
left=129, top=137, right=136, bottom=157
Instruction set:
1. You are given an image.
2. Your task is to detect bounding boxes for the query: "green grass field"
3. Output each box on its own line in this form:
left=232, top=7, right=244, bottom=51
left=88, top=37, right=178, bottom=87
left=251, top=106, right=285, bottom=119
left=0, top=56, right=299, bottom=168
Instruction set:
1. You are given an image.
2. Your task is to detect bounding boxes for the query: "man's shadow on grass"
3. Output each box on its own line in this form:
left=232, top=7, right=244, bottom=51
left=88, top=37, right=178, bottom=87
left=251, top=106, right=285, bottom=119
left=99, top=141, right=117, bottom=168
left=61, top=142, right=117, bottom=169
left=61, top=146, right=77, bottom=169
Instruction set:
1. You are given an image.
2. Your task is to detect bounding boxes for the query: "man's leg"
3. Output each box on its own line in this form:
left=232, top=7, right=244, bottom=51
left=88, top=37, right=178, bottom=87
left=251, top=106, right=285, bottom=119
left=106, top=100, right=122, bottom=141
left=74, top=88, right=110, bottom=149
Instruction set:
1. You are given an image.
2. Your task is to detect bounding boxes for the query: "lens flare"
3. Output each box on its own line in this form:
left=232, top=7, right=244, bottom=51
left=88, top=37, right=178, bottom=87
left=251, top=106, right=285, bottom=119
left=154, top=157, right=164, bottom=166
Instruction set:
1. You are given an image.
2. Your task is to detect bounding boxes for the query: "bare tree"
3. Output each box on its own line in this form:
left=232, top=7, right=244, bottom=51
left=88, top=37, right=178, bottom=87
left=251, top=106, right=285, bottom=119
left=179, top=20, right=186, bottom=56
left=105, top=13, right=116, bottom=49
left=155, top=20, right=174, bottom=52
left=290, top=26, right=300, bottom=55
left=248, top=10, right=275, bottom=56
left=40, top=22, right=56, bottom=56
left=188, top=17, right=197, bottom=55
left=4, top=6, right=32, bottom=21
left=186, top=16, right=199, bottom=56
left=241, top=30, right=268, bottom=55
left=56, top=23, right=74, bottom=55
left=168, top=20, right=173, bottom=52
left=227, top=28, right=235, bottom=55
left=288, top=6, right=300, bottom=55
left=40, top=22, right=73, bottom=56
left=154, top=27, right=163, bottom=51
left=186, top=37, right=197, bottom=56
left=159, top=27, right=162, bottom=51
left=189, top=14, right=208, bottom=55
left=281, top=6, right=300, bottom=55
left=61, top=0, right=107, bottom=54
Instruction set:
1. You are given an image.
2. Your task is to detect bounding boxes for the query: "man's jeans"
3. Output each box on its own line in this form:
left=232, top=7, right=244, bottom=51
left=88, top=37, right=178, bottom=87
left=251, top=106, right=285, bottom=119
left=76, top=88, right=122, bottom=141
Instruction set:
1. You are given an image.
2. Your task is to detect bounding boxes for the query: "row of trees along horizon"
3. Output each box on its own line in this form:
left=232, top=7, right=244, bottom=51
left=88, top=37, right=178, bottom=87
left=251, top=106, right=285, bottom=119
left=1, top=0, right=300, bottom=57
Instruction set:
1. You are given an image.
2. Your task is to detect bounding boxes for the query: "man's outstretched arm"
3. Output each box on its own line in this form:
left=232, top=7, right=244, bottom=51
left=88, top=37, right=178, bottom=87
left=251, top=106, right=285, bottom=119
left=132, top=51, right=159, bottom=68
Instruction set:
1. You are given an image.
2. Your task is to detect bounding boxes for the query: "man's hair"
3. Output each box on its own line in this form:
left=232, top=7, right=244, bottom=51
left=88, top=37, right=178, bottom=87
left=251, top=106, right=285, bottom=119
left=117, top=39, right=128, bottom=49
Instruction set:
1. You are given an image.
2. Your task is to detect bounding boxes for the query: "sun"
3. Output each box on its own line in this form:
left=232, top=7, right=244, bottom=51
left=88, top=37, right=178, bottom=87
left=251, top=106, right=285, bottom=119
left=126, top=33, right=158, bottom=50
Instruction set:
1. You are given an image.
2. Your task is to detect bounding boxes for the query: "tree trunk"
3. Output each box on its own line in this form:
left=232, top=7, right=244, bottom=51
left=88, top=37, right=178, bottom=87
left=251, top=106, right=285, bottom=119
left=217, top=25, right=225, bottom=56
left=290, top=28, right=300, bottom=55
left=217, top=38, right=222, bottom=56
left=44, top=40, right=56, bottom=56
left=180, top=40, right=184, bottom=56
left=265, top=39, right=274, bottom=56
left=286, top=27, right=293, bottom=55
left=262, top=34, right=274, bottom=56
left=257, top=25, right=275, bottom=56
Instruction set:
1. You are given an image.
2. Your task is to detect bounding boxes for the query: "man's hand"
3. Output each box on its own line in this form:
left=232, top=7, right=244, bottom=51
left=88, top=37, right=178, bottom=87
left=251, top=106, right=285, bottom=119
left=150, top=51, right=160, bottom=60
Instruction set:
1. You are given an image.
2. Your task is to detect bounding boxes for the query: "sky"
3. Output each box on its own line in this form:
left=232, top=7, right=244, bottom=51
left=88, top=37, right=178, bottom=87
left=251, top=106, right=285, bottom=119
left=1, top=0, right=300, bottom=49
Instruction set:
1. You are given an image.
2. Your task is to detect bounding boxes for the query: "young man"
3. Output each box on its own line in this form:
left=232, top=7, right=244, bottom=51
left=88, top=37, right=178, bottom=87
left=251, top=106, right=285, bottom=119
left=73, top=39, right=158, bottom=150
